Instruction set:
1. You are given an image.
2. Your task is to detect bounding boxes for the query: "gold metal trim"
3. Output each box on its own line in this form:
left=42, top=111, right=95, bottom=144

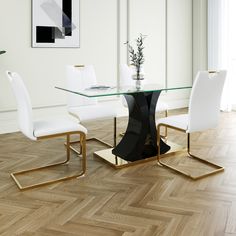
left=11, top=131, right=87, bottom=190
left=66, top=137, right=112, bottom=156
left=74, top=65, right=85, bottom=68
left=114, top=117, right=117, bottom=147
left=157, top=123, right=224, bottom=180
left=67, top=117, right=117, bottom=155
left=94, top=141, right=185, bottom=169
left=160, top=110, right=168, bottom=140
left=208, top=70, right=218, bottom=74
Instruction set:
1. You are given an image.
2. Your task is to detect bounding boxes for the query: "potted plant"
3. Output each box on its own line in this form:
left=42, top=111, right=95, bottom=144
left=126, top=34, right=146, bottom=89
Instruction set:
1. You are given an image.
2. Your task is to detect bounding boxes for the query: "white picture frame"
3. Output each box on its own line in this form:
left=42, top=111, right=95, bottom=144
left=32, top=0, right=80, bottom=48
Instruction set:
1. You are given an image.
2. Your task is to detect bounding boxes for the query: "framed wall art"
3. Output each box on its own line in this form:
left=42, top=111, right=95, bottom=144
left=32, top=0, right=80, bottom=48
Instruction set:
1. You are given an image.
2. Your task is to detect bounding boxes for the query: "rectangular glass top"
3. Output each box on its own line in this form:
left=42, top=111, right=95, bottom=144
left=55, top=83, right=192, bottom=98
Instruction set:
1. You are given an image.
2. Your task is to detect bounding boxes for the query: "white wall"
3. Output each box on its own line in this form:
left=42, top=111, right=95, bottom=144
left=128, top=0, right=192, bottom=104
left=193, top=0, right=208, bottom=77
left=129, top=0, right=166, bottom=85
left=0, top=0, right=118, bottom=111
left=166, top=0, right=192, bottom=102
left=0, top=0, right=196, bottom=133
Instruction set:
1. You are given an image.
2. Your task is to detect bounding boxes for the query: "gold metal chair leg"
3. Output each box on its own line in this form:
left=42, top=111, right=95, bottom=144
left=66, top=137, right=112, bottom=156
left=114, top=117, right=117, bottom=147
left=164, top=110, right=168, bottom=138
left=157, top=125, right=162, bottom=166
left=11, top=132, right=87, bottom=191
left=67, top=117, right=117, bottom=155
left=113, top=117, right=118, bottom=165
left=186, top=133, right=224, bottom=179
left=160, top=110, right=168, bottom=140
left=156, top=124, right=224, bottom=180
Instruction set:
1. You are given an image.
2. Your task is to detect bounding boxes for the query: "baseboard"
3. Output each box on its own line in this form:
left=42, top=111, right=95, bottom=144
left=0, top=98, right=189, bottom=134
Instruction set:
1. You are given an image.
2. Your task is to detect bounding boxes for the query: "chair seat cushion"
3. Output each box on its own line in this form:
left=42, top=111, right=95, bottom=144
left=156, top=114, right=188, bottom=131
left=33, top=118, right=87, bottom=138
left=68, top=103, right=117, bottom=122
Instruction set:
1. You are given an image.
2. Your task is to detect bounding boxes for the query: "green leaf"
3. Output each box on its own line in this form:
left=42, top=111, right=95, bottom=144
left=126, top=34, right=147, bottom=76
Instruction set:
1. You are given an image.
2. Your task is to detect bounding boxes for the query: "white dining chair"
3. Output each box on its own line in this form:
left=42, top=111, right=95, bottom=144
left=120, top=64, right=169, bottom=137
left=6, top=71, right=87, bottom=190
left=156, top=70, right=227, bottom=180
left=66, top=65, right=118, bottom=153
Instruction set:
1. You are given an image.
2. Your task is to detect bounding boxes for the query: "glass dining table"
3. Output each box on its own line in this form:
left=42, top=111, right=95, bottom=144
left=56, top=83, right=191, bottom=169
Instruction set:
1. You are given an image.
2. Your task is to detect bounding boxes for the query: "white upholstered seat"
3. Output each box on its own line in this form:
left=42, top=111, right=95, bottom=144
left=157, top=114, right=188, bottom=131
left=156, top=70, right=227, bottom=179
left=6, top=71, right=87, bottom=190
left=33, top=118, right=87, bottom=137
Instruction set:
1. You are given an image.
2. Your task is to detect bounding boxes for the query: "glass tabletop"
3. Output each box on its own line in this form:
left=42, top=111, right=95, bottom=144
left=55, top=83, right=192, bottom=98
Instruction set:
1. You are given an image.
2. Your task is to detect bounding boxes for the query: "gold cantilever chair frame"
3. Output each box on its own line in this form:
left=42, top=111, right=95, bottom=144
left=161, top=110, right=168, bottom=139
left=11, top=131, right=86, bottom=190
left=67, top=117, right=117, bottom=156
left=157, top=123, right=224, bottom=180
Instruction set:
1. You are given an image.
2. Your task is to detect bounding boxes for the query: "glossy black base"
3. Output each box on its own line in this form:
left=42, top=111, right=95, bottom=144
left=112, top=91, right=170, bottom=161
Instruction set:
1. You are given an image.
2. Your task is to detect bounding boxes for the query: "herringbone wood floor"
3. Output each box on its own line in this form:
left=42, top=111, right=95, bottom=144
left=0, top=109, right=236, bottom=236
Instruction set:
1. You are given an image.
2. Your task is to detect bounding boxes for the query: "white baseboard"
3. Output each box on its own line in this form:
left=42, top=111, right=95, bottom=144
left=0, top=98, right=188, bottom=134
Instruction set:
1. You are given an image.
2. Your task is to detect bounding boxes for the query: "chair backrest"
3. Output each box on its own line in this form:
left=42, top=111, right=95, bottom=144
left=120, top=64, right=133, bottom=87
left=66, top=65, right=97, bottom=108
left=6, top=71, right=35, bottom=140
left=187, top=70, right=227, bottom=133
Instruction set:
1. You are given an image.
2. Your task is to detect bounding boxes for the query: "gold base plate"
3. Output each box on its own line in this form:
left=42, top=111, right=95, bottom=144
left=93, top=141, right=186, bottom=169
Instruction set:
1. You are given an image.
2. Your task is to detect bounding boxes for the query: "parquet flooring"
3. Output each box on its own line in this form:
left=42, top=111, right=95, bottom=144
left=0, top=109, right=236, bottom=236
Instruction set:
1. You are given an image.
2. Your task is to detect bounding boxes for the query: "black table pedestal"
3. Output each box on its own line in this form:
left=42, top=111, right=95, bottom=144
left=112, top=91, right=170, bottom=161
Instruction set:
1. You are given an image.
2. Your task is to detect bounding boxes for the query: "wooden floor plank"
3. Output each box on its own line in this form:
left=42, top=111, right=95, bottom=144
left=0, top=109, right=236, bottom=235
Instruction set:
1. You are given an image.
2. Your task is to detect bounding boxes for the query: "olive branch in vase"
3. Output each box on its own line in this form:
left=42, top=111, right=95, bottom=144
left=126, top=34, right=147, bottom=80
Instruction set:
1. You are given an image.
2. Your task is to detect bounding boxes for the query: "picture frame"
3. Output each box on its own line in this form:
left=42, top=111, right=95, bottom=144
left=32, top=0, right=80, bottom=48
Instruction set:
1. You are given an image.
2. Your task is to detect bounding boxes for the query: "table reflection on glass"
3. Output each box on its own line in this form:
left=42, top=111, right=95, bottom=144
left=56, top=83, right=191, bottom=169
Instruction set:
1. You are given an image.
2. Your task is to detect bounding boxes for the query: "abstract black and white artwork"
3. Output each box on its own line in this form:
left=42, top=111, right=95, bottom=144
left=32, top=0, right=79, bottom=47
